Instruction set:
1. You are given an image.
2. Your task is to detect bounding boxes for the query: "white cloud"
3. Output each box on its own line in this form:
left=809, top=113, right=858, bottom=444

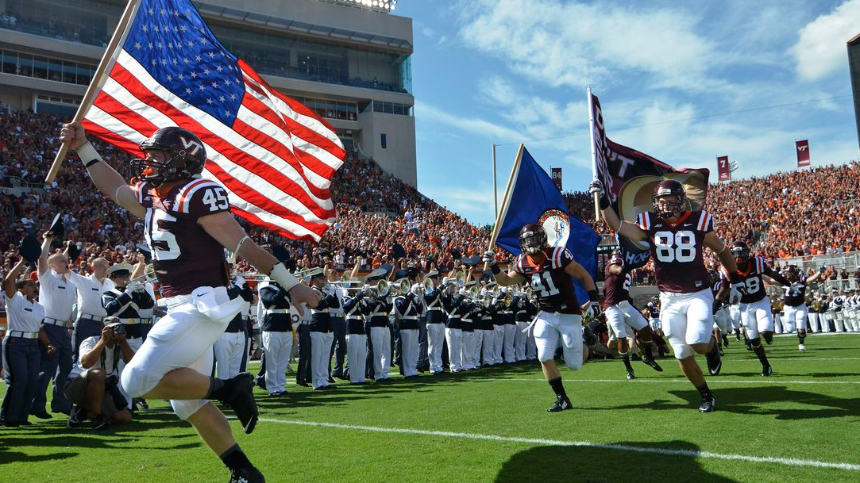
left=415, top=100, right=524, bottom=142
left=791, top=0, right=860, bottom=81
left=421, top=182, right=495, bottom=223
left=455, top=0, right=722, bottom=92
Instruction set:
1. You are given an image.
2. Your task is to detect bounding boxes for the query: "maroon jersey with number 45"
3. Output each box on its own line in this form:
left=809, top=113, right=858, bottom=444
left=513, top=246, right=581, bottom=315
left=133, top=177, right=231, bottom=297
left=636, top=210, right=714, bottom=294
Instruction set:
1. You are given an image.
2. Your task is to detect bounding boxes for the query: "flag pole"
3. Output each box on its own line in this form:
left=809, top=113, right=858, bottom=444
left=492, top=143, right=498, bottom=218
left=587, top=85, right=601, bottom=221
left=483, top=143, right=525, bottom=272
left=45, top=0, right=143, bottom=183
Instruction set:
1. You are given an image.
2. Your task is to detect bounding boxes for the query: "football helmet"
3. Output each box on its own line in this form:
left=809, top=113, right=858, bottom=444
left=652, top=179, right=686, bottom=219
left=610, top=248, right=624, bottom=265
left=783, top=265, right=800, bottom=282
left=519, top=224, right=548, bottom=255
left=133, top=127, right=207, bottom=185
left=730, top=241, right=751, bottom=267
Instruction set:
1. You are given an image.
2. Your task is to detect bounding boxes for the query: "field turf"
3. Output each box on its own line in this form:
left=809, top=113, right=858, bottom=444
left=2, top=332, right=859, bottom=483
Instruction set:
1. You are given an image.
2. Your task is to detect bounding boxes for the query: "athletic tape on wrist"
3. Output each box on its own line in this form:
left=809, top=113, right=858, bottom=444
left=76, top=142, right=103, bottom=168
left=270, top=262, right=298, bottom=292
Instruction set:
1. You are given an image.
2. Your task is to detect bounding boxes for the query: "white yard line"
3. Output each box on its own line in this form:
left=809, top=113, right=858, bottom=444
left=258, top=418, right=860, bottom=471
left=482, top=378, right=860, bottom=385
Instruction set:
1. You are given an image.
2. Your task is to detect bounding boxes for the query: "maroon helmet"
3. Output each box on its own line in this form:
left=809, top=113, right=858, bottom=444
left=652, top=179, right=686, bottom=219
left=133, top=127, right=207, bottom=185
left=730, top=241, right=751, bottom=266
left=610, top=248, right=624, bottom=265
left=519, top=224, right=548, bottom=255
left=783, top=264, right=800, bottom=282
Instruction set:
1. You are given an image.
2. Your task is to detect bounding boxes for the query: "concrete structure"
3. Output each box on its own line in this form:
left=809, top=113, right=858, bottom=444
left=848, top=32, right=860, bottom=150
left=0, top=0, right=417, bottom=185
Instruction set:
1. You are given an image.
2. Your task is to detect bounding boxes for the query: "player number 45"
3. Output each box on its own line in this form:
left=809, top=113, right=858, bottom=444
left=202, top=189, right=229, bottom=212
left=654, top=230, right=697, bottom=263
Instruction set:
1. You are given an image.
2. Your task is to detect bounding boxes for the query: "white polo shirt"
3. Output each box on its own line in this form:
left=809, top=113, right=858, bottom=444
left=70, top=335, right=120, bottom=379
left=68, top=272, right=115, bottom=319
left=6, top=291, right=46, bottom=333
left=38, top=269, right=77, bottom=322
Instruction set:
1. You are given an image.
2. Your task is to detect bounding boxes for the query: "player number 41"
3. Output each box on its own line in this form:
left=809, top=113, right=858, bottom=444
left=654, top=230, right=697, bottom=263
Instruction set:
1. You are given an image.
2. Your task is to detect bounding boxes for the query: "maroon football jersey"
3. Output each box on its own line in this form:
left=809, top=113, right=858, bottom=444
left=134, top=178, right=230, bottom=297
left=603, top=260, right=631, bottom=307
left=513, top=246, right=581, bottom=315
left=720, top=256, right=768, bottom=304
left=636, top=210, right=714, bottom=294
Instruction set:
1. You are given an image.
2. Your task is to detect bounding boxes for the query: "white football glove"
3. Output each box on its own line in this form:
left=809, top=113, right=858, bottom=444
left=482, top=250, right=496, bottom=264
left=588, top=179, right=604, bottom=196
left=729, top=282, right=746, bottom=305
left=585, top=301, right=602, bottom=320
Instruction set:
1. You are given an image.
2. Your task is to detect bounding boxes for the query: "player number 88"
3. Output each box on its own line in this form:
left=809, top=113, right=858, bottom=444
left=654, top=230, right=696, bottom=263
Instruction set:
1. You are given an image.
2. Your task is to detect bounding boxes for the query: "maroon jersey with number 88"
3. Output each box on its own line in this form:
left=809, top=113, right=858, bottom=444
left=636, top=210, right=714, bottom=294
left=513, top=246, right=581, bottom=315
left=133, top=178, right=231, bottom=297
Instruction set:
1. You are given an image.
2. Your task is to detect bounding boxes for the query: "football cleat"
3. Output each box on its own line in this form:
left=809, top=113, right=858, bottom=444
left=798, top=344, right=806, bottom=352
left=67, top=405, right=84, bottom=428
left=626, top=370, right=636, bottom=380
left=547, top=397, right=573, bottom=413
left=92, top=414, right=110, bottom=430
left=705, top=345, right=722, bottom=376
left=698, top=395, right=716, bottom=413
left=761, top=365, right=773, bottom=377
left=229, top=466, right=266, bottom=483
left=222, top=373, right=259, bottom=434
left=642, top=357, right=664, bottom=372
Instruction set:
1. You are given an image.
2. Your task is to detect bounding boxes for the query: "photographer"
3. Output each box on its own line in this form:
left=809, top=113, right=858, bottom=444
left=64, top=319, right=134, bottom=430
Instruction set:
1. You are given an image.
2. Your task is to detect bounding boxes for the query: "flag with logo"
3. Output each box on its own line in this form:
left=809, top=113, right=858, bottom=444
left=796, top=140, right=811, bottom=168
left=717, top=156, right=731, bottom=181
left=495, top=146, right=600, bottom=302
left=81, top=0, right=345, bottom=241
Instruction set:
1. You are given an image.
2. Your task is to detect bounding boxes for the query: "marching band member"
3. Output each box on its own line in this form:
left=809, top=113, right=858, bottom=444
left=258, top=278, right=292, bottom=396
left=214, top=274, right=254, bottom=381
left=478, top=288, right=494, bottom=367
left=327, top=269, right=348, bottom=381
left=343, top=286, right=370, bottom=384
left=499, top=288, right=517, bottom=364
left=394, top=283, right=422, bottom=378
left=309, top=271, right=338, bottom=390
left=423, top=271, right=447, bottom=375
left=442, top=283, right=465, bottom=373
left=368, top=280, right=393, bottom=382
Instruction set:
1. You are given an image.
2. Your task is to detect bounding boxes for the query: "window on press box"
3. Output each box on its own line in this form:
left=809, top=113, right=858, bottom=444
left=381, top=133, right=387, bottom=149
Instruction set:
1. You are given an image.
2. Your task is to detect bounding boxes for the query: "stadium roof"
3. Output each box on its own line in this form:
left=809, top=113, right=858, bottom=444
left=849, top=31, right=860, bottom=46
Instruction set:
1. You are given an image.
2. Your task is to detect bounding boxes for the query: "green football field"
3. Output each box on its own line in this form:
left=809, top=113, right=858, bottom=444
left=2, top=333, right=860, bottom=483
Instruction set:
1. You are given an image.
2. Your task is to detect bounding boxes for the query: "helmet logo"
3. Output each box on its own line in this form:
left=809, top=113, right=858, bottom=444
left=179, top=135, right=203, bottom=156
left=538, top=209, right=570, bottom=248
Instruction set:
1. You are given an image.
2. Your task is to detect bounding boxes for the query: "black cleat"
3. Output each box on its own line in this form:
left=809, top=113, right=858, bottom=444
left=229, top=466, right=266, bottom=483
left=706, top=345, right=722, bottom=376
left=626, top=370, right=636, bottom=380
left=68, top=405, right=84, bottom=428
left=698, top=395, right=716, bottom=413
left=222, top=373, right=259, bottom=435
left=31, top=410, right=52, bottom=420
left=547, top=397, right=572, bottom=413
left=92, top=414, right=110, bottom=430
left=642, top=357, right=664, bottom=372
left=761, top=365, right=773, bottom=377
left=133, top=398, right=149, bottom=411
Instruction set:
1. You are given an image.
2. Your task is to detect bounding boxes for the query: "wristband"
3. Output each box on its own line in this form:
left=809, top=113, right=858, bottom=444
left=269, top=262, right=298, bottom=292
left=75, top=142, right=103, bottom=168
left=587, top=290, right=600, bottom=302
left=490, top=263, right=501, bottom=275
left=598, top=195, right=610, bottom=210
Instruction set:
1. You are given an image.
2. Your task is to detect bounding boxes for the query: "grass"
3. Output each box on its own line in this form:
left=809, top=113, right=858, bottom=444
left=2, top=333, right=860, bottom=483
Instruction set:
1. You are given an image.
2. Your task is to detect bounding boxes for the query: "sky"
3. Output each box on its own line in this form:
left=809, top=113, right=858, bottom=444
left=390, top=0, right=860, bottom=226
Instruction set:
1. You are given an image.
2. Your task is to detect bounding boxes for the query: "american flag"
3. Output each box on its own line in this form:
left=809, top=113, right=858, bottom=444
left=83, top=0, right=346, bottom=241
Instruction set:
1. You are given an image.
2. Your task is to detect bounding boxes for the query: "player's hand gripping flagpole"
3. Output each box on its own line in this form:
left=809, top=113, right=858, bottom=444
left=483, top=144, right=526, bottom=273
left=45, top=0, right=143, bottom=183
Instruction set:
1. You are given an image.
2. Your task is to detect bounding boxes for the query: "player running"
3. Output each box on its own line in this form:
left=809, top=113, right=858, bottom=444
left=486, top=224, right=601, bottom=413
left=60, top=122, right=321, bottom=483
left=591, top=179, right=744, bottom=413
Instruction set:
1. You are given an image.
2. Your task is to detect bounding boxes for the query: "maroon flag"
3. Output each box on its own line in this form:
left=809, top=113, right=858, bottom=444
left=717, top=156, right=731, bottom=181
left=551, top=167, right=563, bottom=191
left=796, top=140, right=811, bottom=168
left=589, top=91, right=709, bottom=209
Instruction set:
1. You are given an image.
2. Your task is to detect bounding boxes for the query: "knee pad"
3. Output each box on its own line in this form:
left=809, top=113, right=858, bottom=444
left=120, top=363, right=156, bottom=398
left=171, top=399, right=208, bottom=421
left=749, top=337, right=762, bottom=348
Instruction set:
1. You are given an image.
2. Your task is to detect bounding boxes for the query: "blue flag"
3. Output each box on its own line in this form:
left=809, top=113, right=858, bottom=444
left=496, top=147, right=600, bottom=303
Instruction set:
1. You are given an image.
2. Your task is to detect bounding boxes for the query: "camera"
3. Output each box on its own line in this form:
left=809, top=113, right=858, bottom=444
left=105, top=322, right=126, bottom=336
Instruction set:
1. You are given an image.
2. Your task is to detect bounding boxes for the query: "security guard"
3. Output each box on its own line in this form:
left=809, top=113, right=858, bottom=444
left=1, top=258, right=52, bottom=427
left=68, top=257, right=114, bottom=363
left=259, top=280, right=292, bottom=396
left=442, top=283, right=464, bottom=373
left=422, top=271, right=445, bottom=375
left=32, top=230, right=77, bottom=418
left=214, top=275, right=254, bottom=380
left=394, top=284, right=422, bottom=378
left=309, top=271, right=338, bottom=390
left=326, top=269, right=347, bottom=381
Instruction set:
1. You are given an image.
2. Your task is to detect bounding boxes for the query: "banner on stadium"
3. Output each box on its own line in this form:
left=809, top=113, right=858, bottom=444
left=717, top=156, right=731, bottom=181
left=49, top=0, right=346, bottom=242
left=491, top=145, right=600, bottom=303
left=796, top=140, right=811, bottom=168
left=587, top=88, right=710, bottom=216
left=551, top=167, right=563, bottom=191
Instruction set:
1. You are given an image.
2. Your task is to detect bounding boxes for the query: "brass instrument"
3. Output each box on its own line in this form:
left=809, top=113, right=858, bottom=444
left=423, top=277, right=435, bottom=293
left=376, top=279, right=390, bottom=297
left=468, top=284, right=480, bottom=299
left=392, top=278, right=411, bottom=296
